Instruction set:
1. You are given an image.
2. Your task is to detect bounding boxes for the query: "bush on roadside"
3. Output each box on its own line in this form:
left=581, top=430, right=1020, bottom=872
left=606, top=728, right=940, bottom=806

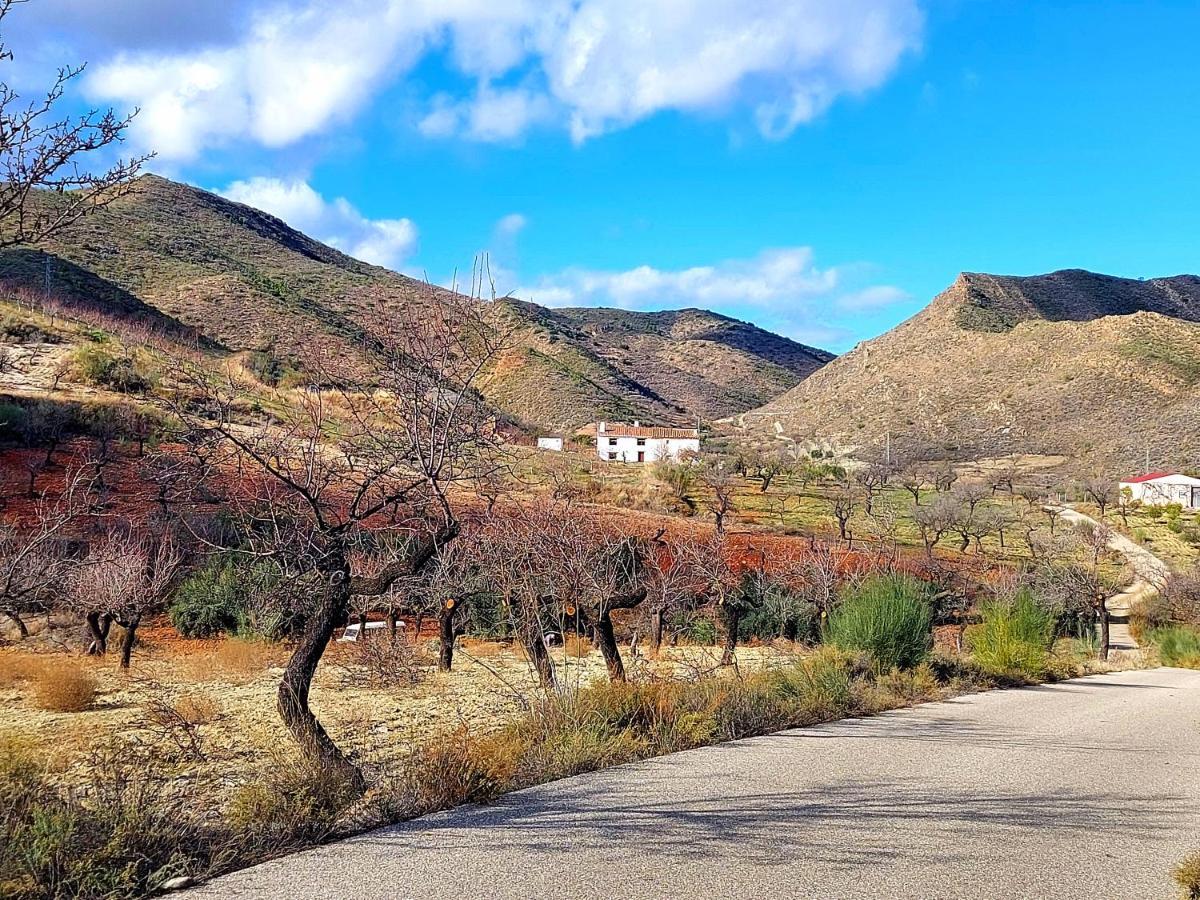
left=824, top=574, right=933, bottom=671
left=226, top=752, right=359, bottom=849
left=0, top=739, right=222, bottom=899
left=1147, top=625, right=1200, bottom=669
left=966, top=590, right=1056, bottom=680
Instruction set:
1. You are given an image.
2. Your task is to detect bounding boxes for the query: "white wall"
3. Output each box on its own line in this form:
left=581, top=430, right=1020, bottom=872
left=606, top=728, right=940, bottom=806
left=596, top=435, right=699, bottom=463
left=536, top=437, right=563, bottom=451
left=1122, top=479, right=1200, bottom=508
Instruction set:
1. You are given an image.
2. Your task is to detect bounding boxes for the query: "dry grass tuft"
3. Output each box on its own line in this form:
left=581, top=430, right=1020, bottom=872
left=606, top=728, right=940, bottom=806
left=184, top=639, right=279, bottom=683
left=175, top=693, right=221, bottom=725
left=1175, top=851, right=1200, bottom=899
left=31, top=660, right=97, bottom=712
left=0, top=651, right=46, bottom=687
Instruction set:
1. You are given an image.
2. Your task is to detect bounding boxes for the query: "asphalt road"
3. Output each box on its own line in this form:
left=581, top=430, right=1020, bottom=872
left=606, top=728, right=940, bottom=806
left=190, top=668, right=1200, bottom=900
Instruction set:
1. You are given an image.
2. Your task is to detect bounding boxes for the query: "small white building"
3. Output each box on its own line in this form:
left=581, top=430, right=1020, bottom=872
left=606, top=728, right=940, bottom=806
left=1120, top=472, right=1200, bottom=508
left=595, top=421, right=700, bottom=464
left=536, top=436, right=564, bottom=452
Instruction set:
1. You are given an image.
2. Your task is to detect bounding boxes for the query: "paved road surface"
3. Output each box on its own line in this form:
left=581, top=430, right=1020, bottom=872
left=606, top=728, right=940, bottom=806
left=191, top=668, right=1200, bottom=899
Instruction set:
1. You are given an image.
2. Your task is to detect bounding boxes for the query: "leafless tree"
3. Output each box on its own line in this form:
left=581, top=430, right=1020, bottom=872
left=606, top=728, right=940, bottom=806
left=912, top=493, right=957, bottom=558
left=0, top=0, right=149, bottom=247
left=1079, top=475, right=1116, bottom=520
left=69, top=532, right=183, bottom=668
left=749, top=448, right=791, bottom=493
left=0, top=469, right=88, bottom=637
left=828, top=481, right=858, bottom=545
left=164, top=289, right=506, bottom=790
left=701, top=464, right=737, bottom=537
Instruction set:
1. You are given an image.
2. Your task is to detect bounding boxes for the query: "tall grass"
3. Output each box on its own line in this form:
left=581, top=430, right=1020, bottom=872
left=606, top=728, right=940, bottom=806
left=824, top=574, right=933, bottom=671
left=1148, top=625, right=1200, bottom=669
left=966, top=590, right=1056, bottom=679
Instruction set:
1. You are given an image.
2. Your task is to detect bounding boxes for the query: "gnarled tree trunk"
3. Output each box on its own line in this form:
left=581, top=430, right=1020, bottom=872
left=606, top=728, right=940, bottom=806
left=438, top=597, right=468, bottom=671
left=277, top=568, right=365, bottom=793
left=85, top=611, right=111, bottom=656
left=3, top=609, right=29, bottom=639
left=592, top=612, right=625, bottom=682
left=720, top=605, right=741, bottom=666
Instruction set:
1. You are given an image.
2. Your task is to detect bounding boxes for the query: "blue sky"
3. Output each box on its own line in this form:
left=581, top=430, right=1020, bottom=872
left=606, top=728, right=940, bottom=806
left=6, top=1, right=1200, bottom=351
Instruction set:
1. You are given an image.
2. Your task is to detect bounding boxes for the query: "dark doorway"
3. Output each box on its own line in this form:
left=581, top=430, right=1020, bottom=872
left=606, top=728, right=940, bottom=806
left=637, top=451, right=645, bottom=463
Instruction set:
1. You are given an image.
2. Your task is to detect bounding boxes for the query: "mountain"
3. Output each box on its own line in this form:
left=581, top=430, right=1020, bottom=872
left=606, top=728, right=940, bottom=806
left=0, top=175, right=829, bottom=430
left=739, top=269, right=1200, bottom=472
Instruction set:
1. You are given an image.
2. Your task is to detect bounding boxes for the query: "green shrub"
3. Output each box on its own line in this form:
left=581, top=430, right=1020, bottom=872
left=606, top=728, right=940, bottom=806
left=967, top=590, right=1056, bottom=679
left=1148, top=625, right=1200, bottom=668
left=170, top=558, right=248, bottom=637
left=772, top=646, right=854, bottom=719
left=170, top=556, right=286, bottom=639
left=71, top=345, right=152, bottom=394
left=824, top=574, right=933, bottom=671
left=0, top=740, right=220, bottom=899
left=685, top=617, right=718, bottom=645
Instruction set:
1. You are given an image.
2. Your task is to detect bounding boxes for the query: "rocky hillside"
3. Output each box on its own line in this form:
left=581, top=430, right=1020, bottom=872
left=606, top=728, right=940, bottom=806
left=739, top=270, right=1200, bottom=473
left=0, top=175, right=829, bottom=431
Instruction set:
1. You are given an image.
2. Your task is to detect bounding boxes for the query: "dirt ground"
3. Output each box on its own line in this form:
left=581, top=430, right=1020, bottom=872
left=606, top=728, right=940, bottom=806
left=0, top=625, right=802, bottom=801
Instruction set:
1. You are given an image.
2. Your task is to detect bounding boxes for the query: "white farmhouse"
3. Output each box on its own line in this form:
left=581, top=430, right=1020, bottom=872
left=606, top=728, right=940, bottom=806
left=1119, top=471, right=1200, bottom=508
left=595, top=421, right=700, bottom=463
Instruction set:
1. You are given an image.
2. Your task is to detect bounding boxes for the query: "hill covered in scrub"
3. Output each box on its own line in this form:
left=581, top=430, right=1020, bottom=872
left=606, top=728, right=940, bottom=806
left=738, top=269, right=1200, bottom=473
left=0, top=176, right=829, bottom=431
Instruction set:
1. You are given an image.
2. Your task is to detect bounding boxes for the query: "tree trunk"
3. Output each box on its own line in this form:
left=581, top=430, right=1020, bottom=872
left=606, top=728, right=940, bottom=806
left=277, top=572, right=364, bottom=794
left=3, top=609, right=29, bottom=639
left=438, top=598, right=467, bottom=672
left=651, top=607, right=665, bottom=656
left=593, top=611, right=626, bottom=682
left=118, top=616, right=139, bottom=669
left=525, top=630, right=556, bottom=689
left=85, top=611, right=111, bottom=656
left=387, top=609, right=398, bottom=639
left=1098, top=602, right=1110, bottom=662
left=413, top=611, right=425, bottom=637
left=720, top=606, right=741, bottom=666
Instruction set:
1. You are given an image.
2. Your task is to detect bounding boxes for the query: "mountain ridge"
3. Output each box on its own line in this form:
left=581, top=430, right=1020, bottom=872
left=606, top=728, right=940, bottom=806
left=740, top=268, right=1200, bottom=472
left=0, top=175, right=831, bottom=430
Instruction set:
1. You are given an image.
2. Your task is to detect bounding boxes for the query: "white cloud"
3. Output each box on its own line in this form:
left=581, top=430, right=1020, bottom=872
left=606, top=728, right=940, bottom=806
left=495, top=213, right=528, bottom=237
left=73, top=0, right=922, bottom=156
left=513, top=246, right=909, bottom=351
left=219, top=177, right=417, bottom=269
left=517, top=247, right=840, bottom=310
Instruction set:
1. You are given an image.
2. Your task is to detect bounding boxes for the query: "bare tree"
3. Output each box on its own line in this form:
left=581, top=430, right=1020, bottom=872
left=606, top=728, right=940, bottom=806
left=0, top=0, right=149, bottom=247
left=701, top=464, right=737, bottom=537
left=912, top=493, right=957, bottom=558
left=828, top=481, right=858, bottom=545
left=165, top=289, right=505, bottom=790
left=1079, top=475, right=1116, bottom=519
left=69, top=532, right=183, bottom=668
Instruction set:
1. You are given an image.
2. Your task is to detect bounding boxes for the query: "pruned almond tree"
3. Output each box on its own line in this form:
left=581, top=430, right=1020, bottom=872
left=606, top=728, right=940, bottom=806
left=164, top=289, right=507, bottom=791
left=68, top=532, right=183, bottom=668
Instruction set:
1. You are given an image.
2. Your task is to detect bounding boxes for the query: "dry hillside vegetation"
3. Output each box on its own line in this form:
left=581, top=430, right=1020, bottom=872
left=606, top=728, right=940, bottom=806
left=0, top=175, right=829, bottom=431
left=739, top=269, right=1200, bottom=472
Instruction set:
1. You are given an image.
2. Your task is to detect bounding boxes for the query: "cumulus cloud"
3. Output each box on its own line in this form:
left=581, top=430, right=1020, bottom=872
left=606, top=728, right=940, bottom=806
left=517, top=247, right=839, bottom=309
left=219, top=177, right=417, bottom=269
left=71, top=0, right=922, bottom=157
left=513, top=247, right=908, bottom=351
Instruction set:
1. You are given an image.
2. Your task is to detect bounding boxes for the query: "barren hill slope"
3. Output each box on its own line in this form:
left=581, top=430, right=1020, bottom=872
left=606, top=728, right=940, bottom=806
left=0, top=176, right=828, bottom=430
left=740, top=270, right=1200, bottom=472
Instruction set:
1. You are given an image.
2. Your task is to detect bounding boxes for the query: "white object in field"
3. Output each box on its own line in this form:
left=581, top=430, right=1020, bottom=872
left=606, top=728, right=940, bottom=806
left=543, top=631, right=563, bottom=647
left=338, top=621, right=405, bottom=642
left=536, top=436, right=564, bottom=452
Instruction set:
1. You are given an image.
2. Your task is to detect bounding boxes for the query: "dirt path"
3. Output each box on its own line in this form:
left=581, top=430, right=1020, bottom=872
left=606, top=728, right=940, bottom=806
left=1051, top=506, right=1171, bottom=657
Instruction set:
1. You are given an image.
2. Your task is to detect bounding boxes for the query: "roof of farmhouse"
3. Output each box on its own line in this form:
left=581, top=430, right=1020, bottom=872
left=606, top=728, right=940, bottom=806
left=596, top=423, right=700, bottom=439
left=1121, top=471, right=1200, bottom=484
